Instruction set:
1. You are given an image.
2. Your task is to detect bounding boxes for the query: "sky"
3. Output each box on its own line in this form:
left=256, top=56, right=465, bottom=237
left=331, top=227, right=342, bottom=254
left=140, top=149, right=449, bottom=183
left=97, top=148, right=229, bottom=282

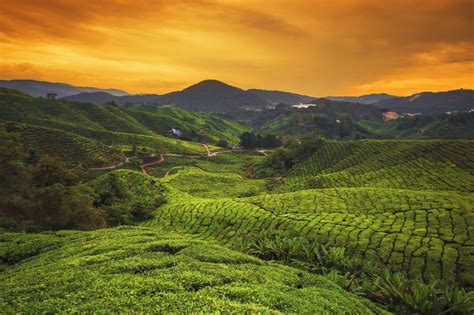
left=0, top=0, right=473, bottom=96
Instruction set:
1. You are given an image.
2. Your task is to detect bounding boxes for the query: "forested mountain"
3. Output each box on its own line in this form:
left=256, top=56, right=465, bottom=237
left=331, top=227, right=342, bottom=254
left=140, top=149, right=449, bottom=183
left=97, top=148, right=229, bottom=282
left=373, top=89, right=474, bottom=114
left=359, top=112, right=474, bottom=139
left=250, top=98, right=385, bottom=138
left=0, top=79, right=128, bottom=97
left=63, top=80, right=269, bottom=113
left=327, top=93, right=395, bottom=104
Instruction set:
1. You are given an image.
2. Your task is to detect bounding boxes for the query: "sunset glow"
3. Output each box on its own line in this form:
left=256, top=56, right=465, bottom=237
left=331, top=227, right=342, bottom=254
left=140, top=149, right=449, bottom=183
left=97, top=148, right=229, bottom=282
left=1, top=0, right=473, bottom=95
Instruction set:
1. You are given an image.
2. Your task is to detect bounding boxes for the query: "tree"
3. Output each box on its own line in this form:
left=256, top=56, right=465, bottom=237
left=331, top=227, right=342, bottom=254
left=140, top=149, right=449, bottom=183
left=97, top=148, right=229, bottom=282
left=154, top=139, right=168, bottom=155
left=31, top=155, right=80, bottom=187
left=216, top=139, right=228, bottom=148
left=239, top=132, right=257, bottom=149
left=0, top=125, right=32, bottom=226
left=0, top=133, right=106, bottom=231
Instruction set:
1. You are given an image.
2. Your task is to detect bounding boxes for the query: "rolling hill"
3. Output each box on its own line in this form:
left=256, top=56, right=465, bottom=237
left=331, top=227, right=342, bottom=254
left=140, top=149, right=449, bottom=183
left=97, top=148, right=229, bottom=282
left=0, top=87, right=248, bottom=145
left=143, top=138, right=474, bottom=290
left=277, top=139, right=474, bottom=193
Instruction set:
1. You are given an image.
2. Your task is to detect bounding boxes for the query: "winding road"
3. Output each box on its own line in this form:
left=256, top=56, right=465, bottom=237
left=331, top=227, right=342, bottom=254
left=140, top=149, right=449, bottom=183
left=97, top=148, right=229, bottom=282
left=89, top=144, right=270, bottom=175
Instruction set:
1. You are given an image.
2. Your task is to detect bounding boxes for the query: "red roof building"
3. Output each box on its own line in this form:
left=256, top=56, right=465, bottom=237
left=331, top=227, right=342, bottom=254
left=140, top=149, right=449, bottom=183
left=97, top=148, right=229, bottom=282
left=383, top=111, right=398, bottom=122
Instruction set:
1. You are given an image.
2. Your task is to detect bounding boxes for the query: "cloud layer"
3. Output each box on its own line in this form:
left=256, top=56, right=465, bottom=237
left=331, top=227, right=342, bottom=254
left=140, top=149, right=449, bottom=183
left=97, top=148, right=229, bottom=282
left=1, top=0, right=473, bottom=95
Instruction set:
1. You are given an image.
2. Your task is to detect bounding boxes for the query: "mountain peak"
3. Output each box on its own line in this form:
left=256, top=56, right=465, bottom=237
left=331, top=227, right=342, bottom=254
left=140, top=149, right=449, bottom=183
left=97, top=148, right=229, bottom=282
left=183, top=79, right=241, bottom=92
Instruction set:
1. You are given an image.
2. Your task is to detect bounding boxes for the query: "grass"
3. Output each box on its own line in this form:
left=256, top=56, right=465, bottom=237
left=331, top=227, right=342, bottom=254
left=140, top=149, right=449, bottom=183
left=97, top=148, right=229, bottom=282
left=0, top=226, right=384, bottom=314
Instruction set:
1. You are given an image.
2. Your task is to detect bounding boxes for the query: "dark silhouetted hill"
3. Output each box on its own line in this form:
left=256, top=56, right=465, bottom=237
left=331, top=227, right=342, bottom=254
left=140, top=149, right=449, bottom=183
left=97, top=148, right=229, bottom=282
left=0, top=79, right=128, bottom=97
left=373, top=89, right=474, bottom=114
left=247, top=89, right=316, bottom=105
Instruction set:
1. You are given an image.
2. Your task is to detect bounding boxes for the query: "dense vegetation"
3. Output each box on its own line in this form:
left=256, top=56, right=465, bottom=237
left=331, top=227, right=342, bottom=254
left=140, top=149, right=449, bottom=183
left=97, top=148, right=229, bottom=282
left=0, top=126, right=164, bottom=231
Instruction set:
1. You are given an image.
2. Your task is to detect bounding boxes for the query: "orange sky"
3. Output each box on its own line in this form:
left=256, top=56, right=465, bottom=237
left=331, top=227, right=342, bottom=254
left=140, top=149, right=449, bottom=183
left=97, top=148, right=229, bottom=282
left=1, top=0, right=473, bottom=96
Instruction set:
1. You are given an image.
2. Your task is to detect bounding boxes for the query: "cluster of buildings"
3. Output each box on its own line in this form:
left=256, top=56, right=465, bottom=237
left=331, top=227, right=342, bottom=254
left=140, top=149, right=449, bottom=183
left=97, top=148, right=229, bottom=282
left=383, top=111, right=421, bottom=122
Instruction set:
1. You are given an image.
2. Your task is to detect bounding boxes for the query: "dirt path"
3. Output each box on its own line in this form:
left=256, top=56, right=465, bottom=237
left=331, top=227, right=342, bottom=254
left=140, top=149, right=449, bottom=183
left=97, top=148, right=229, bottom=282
left=163, top=153, right=202, bottom=158
left=89, top=144, right=268, bottom=174
left=141, top=155, right=165, bottom=175
left=203, top=144, right=212, bottom=157
left=89, top=157, right=131, bottom=171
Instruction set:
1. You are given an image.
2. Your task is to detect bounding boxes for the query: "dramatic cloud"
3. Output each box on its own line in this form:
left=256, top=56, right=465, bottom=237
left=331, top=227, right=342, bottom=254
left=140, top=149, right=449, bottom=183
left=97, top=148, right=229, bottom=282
left=1, top=0, right=473, bottom=95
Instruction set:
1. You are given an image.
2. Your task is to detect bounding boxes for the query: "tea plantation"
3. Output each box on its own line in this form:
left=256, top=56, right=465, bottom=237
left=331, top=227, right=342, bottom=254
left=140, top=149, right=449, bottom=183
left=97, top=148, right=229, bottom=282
left=3, top=121, right=124, bottom=167
left=277, top=140, right=474, bottom=192
left=148, top=187, right=473, bottom=286
left=144, top=139, right=474, bottom=289
left=0, top=226, right=383, bottom=314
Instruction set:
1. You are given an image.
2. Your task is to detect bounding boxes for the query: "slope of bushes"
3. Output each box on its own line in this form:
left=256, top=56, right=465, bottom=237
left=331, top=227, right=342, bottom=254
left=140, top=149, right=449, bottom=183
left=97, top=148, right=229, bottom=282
left=276, top=139, right=474, bottom=193
left=0, top=226, right=383, bottom=314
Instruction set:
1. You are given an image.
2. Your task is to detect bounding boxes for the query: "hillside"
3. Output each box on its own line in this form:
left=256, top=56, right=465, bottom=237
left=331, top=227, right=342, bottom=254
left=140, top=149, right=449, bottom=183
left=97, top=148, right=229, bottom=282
left=251, top=98, right=385, bottom=138
left=373, top=89, right=474, bottom=114
left=0, top=87, right=248, bottom=145
left=277, top=139, right=474, bottom=192
left=359, top=112, right=474, bottom=139
left=143, top=139, right=474, bottom=290
left=3, top=121, right=124, bottom=167
left=0, top=79, right=128, bottom=97
left=0, top=226, right=382, bottom=313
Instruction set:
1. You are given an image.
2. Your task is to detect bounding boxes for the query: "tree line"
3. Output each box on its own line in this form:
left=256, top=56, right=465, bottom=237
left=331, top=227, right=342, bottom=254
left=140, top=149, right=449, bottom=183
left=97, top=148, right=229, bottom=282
left=239, top=132, right=281, bottom=149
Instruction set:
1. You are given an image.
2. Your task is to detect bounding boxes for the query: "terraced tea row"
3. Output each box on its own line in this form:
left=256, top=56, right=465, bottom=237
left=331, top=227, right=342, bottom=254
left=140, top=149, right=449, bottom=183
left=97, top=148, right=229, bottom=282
left=4, top=122, right=123, bottom=167
left=148, top=187, right=474, bottom=287
left=161, top=167, right=266, bottom=198
left=150, top=152, right=265, bottom=178
left=0, top=88, right=248, bottom=144
left=278, top=140, right=474, bottom=192
left=0, top=226, right=382, bottom=313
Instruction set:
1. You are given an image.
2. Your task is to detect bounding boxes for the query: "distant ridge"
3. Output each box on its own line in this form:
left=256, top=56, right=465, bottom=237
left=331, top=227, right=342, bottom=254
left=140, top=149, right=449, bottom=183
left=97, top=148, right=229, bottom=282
left=6, top=78, right=472, bottom=116
left=247, top=89, right=316, bottom=105
left=326, top=93, right=395, bottom=104
left=0, top=79, right=129, bottom=97
left=65, top=79, right=269, bottom=113
left=63, top=92, right=117, bottom=104
left=372, top=89, right=474, bottom=114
